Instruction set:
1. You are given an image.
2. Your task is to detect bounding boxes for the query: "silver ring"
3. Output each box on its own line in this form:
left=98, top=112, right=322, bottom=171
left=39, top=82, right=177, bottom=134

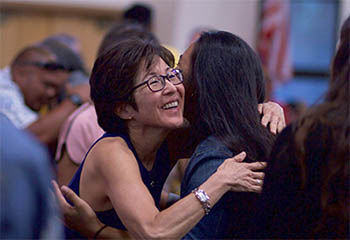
left=256, top=179, right=263, bottom=185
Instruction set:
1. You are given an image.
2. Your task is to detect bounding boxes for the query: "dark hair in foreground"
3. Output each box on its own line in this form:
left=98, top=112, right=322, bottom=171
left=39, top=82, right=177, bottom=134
left=187, top=31, right=275, bottom=161
left=294, top=16, right=349, bottom=237
left=90, top=39, right=174, bottom=134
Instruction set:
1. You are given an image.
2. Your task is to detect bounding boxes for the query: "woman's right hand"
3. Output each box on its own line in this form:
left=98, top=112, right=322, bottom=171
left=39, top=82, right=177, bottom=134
left=216, top=152, right=266, bottom=193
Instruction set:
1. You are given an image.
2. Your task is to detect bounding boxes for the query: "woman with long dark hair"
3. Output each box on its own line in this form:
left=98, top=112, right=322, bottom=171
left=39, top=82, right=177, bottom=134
left=255, top=16, right=349, bottom=239
left=178, top=31, right=276, bottom=239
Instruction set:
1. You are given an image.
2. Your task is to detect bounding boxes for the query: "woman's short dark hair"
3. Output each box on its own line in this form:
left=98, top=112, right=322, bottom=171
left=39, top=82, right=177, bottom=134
left=90, top=38, right=174, bottom=134
left=187, top=31, right=274, bottom=161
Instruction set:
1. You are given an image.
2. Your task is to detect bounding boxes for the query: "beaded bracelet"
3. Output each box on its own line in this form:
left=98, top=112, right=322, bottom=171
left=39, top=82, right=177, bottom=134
left=94, top=224, right=108, bottom=239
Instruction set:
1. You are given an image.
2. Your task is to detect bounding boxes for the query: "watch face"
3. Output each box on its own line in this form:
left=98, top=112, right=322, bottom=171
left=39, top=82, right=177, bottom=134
left=197, top=190, right=209, bottom=202
left=198, top=193, right=207, bottom=202
left=193, top=188, right=211, bottom=215
left=71, top=94, right=83, bottom=106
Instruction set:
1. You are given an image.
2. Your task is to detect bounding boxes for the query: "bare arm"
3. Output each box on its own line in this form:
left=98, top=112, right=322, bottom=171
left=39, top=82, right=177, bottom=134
left=26, top=84, right=90, bottom=144
left=54, top=151, right=264, bottom=239
left=27, top=99, right=78, bottom=144
left=96, top=149, right=264, bottom=239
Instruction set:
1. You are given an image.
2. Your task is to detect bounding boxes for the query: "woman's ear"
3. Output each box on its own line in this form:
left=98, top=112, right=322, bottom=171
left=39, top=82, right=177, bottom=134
left=115, top=103, right=134, bottom=120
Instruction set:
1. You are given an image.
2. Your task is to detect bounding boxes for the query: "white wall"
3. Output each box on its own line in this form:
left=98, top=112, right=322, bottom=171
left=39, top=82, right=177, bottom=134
left=340, top=0, right=350, bottom=25
left=171, top=0, right=259, bottom=52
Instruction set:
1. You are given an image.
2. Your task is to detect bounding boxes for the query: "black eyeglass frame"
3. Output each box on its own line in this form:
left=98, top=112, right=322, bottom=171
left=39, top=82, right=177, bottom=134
left=130, top=68, right=184, bottom=94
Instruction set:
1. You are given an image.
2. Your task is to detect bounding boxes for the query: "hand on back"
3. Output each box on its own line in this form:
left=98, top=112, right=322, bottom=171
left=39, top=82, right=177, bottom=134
left=217, top=152, right=266, bottom=193
left=258, top=101, right=286, bottom=135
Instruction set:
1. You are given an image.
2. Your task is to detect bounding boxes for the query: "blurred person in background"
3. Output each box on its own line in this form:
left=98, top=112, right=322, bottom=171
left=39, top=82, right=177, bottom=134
left=0, top=45, right=90, bottom=150
left=123, top=3, right=153, bottom=32
left=254, top=15, right=349, bottom=239
left=36, top=35, right=90, bottom=155
left=40, top=33, right=82, bottom=57
left=123, top=2, right=180, bottom=64
left=37, top=34, right=89, bottom=98
left=0, top=113, right=63, bottom=239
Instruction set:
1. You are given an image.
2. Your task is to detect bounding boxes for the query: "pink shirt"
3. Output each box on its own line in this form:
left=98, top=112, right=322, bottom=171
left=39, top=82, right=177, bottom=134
left=55, top=103, right=104, bottom=165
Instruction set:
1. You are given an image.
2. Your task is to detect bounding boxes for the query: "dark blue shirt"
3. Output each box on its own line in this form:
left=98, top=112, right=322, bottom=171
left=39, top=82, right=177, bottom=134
left=181, top=136, right=259, bottom=239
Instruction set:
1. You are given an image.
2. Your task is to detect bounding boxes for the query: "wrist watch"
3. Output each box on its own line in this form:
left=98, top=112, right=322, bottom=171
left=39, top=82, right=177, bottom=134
left=192, top=188, right=211, bottom=215
left=69, top=94, right=83, bottom=107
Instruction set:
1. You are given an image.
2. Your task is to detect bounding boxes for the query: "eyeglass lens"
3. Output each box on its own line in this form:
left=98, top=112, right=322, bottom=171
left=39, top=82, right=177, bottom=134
left=148, top=69, right=183, bottom=92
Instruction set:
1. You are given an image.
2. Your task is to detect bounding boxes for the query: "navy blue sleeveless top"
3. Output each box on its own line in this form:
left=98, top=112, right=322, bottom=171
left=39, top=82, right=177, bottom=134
left=64, top=132, right=171, bottom=239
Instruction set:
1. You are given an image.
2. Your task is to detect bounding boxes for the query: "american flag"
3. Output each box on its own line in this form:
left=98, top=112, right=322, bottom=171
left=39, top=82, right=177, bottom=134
left=258, top=0, right=293, bottom=88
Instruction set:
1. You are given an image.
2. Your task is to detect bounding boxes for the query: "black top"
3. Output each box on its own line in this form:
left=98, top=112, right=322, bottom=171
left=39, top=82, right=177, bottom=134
left=181, top=136, right=260, bottom=239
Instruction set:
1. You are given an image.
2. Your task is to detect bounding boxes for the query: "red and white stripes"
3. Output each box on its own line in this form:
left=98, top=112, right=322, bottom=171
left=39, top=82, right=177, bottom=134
left=258, top=0, right=293, bottom=87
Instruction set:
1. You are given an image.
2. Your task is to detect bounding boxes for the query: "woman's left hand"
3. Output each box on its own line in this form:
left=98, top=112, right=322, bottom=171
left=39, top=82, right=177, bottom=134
left=258, top=101, right=286, bottom=135
left=217, top=152, right=266, bottom=193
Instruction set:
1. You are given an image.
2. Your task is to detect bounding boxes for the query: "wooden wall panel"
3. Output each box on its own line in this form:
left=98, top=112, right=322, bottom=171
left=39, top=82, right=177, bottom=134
left=0, top=3, right=121, bottom=71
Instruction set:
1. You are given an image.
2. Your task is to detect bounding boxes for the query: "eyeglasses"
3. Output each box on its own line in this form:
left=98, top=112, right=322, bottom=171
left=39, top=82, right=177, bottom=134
left=19, top=61, right=72, bottom=72
left=130, top=68, right=184, bottom=93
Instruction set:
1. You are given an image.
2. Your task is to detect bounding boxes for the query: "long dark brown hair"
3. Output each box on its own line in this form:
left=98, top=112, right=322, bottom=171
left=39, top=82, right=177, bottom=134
left=294, top=16, right=349, bottom=237
left=185, top=31, right=275, bottom=162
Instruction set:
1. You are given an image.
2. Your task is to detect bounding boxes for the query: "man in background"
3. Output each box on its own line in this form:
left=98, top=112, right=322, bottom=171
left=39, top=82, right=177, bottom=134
left=0, top=45, right=90, bottom=148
